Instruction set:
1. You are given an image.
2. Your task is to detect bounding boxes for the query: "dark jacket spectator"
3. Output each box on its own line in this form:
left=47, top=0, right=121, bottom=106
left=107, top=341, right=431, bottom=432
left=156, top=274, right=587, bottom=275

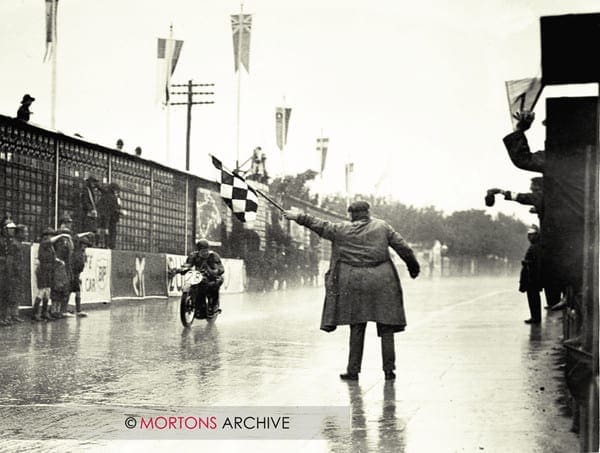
left=16, top=94, right=35, bottom=122
left=97, top=183, right=122, bottom=249
left=79, top=177, right=99, bottom=235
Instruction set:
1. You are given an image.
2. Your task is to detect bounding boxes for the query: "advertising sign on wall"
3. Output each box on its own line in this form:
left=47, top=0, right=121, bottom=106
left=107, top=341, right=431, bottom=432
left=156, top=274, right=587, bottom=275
left=111, top=250, right=167, bottom=301
left=166, top=253, right=187, bottom=297
left=195, top=187, right=223, bottom=246
left=30, top=245, right=111, bottom=305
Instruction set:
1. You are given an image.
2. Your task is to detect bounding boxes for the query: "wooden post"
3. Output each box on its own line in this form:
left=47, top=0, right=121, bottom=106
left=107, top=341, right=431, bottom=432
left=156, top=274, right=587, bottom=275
left=186, top=80, right=193, bottom=172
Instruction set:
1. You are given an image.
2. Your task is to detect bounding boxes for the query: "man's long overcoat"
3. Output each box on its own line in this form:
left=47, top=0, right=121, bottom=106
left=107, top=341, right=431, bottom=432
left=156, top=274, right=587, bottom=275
left=295, top=214, right=419, bottom=335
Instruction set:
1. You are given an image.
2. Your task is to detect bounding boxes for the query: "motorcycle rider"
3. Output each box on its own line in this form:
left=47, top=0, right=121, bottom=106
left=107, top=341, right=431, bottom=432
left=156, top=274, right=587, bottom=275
left=175, top=239, right=225, bottom=318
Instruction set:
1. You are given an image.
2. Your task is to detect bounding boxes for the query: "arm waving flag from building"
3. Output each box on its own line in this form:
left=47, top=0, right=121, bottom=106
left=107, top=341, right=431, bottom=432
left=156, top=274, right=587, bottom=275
left=505, top=77, right=543, bottom=130
left=211, top=156, right=258, bottom=222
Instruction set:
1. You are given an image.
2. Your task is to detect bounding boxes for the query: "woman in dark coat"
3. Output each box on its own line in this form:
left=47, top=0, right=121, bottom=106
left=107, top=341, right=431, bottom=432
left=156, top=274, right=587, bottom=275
left=284, top=201, right=420, bottom=381
left=519, top=225, right=544, bottom=324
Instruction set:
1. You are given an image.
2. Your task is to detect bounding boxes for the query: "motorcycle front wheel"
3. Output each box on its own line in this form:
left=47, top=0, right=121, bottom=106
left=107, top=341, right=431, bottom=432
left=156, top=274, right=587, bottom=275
left=180, top=291, right=196, bottom=327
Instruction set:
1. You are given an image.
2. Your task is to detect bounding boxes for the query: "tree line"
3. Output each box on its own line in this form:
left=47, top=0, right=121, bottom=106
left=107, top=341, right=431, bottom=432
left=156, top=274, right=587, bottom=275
left=270, top=171, right=529, bottom=261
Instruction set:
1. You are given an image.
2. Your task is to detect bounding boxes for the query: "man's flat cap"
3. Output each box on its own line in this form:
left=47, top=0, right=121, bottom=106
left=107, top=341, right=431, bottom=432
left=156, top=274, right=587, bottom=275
left=347, top=201, right=370, bottom=213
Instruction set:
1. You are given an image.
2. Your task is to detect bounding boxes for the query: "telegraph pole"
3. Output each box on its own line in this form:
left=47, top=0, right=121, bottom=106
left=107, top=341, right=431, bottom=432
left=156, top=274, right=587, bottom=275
left=170, top=80, right=215, bottom=171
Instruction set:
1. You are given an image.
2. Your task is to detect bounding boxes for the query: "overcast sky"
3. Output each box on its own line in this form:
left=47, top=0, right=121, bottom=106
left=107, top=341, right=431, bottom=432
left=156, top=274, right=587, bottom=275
left=1, top=0, right=598, bottom=223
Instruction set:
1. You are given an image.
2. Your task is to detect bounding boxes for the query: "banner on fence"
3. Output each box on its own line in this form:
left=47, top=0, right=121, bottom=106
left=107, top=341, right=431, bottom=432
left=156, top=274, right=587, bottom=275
left=30, top=245, right=111, bottom=305
left=111, top=251, right=167, bottom=301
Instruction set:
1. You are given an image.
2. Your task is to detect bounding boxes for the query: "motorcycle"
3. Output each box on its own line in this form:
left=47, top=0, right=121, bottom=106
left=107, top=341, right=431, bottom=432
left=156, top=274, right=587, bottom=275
left=179, top=269, right=222, bottom=327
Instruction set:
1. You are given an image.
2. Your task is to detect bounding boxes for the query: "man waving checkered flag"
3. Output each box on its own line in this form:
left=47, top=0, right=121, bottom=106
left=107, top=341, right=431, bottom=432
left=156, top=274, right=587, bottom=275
left=211, top=156, right=258, bottom=222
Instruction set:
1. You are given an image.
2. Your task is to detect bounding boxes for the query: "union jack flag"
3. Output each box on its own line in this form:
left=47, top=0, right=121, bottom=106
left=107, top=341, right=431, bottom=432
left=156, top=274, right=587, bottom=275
left=231, top=13, right=252, bottom=72
left=211, top=156, right=258, bottom=223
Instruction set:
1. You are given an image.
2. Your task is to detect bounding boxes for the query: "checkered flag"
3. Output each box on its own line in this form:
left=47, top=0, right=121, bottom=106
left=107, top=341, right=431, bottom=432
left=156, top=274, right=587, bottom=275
left=211, top=156, right=258, bottom=222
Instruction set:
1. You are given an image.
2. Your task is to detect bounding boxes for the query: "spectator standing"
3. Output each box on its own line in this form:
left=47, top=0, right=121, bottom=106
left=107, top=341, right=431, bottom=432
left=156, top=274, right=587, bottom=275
left=519, top=225, right=544, bottom=325
left=52, top=215, right=75, bottom=318
left=79, top=176, right=99, bottom=239
left=6, top=223, right=26, bottom=323
left=32, top=228, right=58, bottom=322
left=16, top=94, right=35, bottom=122
left=0, top=219, right=19, bottom=325
left=97, top=182, right=122, bottom=249
left=70, top=234, right=92, bottom=317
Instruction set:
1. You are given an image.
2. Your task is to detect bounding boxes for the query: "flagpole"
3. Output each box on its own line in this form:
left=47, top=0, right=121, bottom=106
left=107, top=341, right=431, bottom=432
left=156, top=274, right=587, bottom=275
left=281, top=95, right=286, bottom=176
left=235, top=4, right=244, bottom=170
left=50, top=0, right=58, bottom=129
left=318, top=129, right=324, bottom=207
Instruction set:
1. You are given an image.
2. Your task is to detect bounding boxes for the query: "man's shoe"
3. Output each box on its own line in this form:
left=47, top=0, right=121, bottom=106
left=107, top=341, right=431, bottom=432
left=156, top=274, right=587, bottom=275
left=62, top=312, right=75, bottom=318
left=384, top=371, right=396, bottom=381
left=339, top=373, right=359, bottom=381
left=76, top=311, right=88, bottom=317
left=524, top=318, right=541, bottom=325
left=11, top=316, right=24, bottom=323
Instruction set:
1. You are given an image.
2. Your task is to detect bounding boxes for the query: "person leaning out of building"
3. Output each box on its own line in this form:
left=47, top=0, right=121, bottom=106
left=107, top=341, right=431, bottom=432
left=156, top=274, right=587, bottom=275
left=519, top=225, right=544, bottom=325
left=284, top=201, right=420, bottom=381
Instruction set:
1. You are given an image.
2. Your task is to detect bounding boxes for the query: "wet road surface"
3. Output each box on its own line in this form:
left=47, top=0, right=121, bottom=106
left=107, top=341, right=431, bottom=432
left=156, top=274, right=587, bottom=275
left=0, top=277, right=577, bottom=452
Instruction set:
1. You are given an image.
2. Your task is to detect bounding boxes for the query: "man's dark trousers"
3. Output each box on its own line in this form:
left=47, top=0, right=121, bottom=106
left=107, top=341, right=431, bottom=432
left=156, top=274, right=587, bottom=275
left=347, top=323, right=395, bottom=374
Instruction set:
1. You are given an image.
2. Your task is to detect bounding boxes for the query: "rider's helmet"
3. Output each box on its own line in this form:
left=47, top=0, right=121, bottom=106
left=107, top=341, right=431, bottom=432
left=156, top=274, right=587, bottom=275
left=196, top=239, right=209, bottom=250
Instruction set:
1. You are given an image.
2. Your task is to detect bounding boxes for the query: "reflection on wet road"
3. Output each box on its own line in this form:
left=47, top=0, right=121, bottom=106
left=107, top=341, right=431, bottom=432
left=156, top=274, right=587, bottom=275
left=0, top=277, right=577, bottom=452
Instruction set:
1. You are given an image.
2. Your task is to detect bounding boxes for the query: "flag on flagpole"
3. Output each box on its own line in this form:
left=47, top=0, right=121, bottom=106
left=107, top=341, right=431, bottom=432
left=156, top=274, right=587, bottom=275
left=231, top=13, right=252, bottom=72
left=156, top=37, right=184, bottom=105
left=505, top=77, right=543, bottom=130
left=43, top=0, right=58, bottom=62
left=345, top=162, right=354, bottom=194
left=316, top=138, right=329, bottom=174
left=275, top=107, right=292, bottom=150
left=211, top=156, right=258, bottom=223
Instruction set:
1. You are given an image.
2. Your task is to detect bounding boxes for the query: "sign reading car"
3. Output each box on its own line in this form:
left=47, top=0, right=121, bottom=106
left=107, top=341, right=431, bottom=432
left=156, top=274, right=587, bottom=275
left=30, top=245, right=112, bottom=305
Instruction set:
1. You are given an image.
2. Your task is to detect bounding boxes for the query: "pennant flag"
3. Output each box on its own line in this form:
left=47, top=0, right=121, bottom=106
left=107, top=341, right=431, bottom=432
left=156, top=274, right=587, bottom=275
left=231, top=13, right=252, bottom=72
left=345, top=162, right=354, bottom=194
left=43, top=0, right=58, bottom=62
left=505, top=77, right=543, bottom=130
left=275, top=107, right=292, bottom=150
left=156, top=37, right=184, bottom=105
left=316, top=137, right=329, bottom=174
left=211, top=156, right=258, bottom=223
